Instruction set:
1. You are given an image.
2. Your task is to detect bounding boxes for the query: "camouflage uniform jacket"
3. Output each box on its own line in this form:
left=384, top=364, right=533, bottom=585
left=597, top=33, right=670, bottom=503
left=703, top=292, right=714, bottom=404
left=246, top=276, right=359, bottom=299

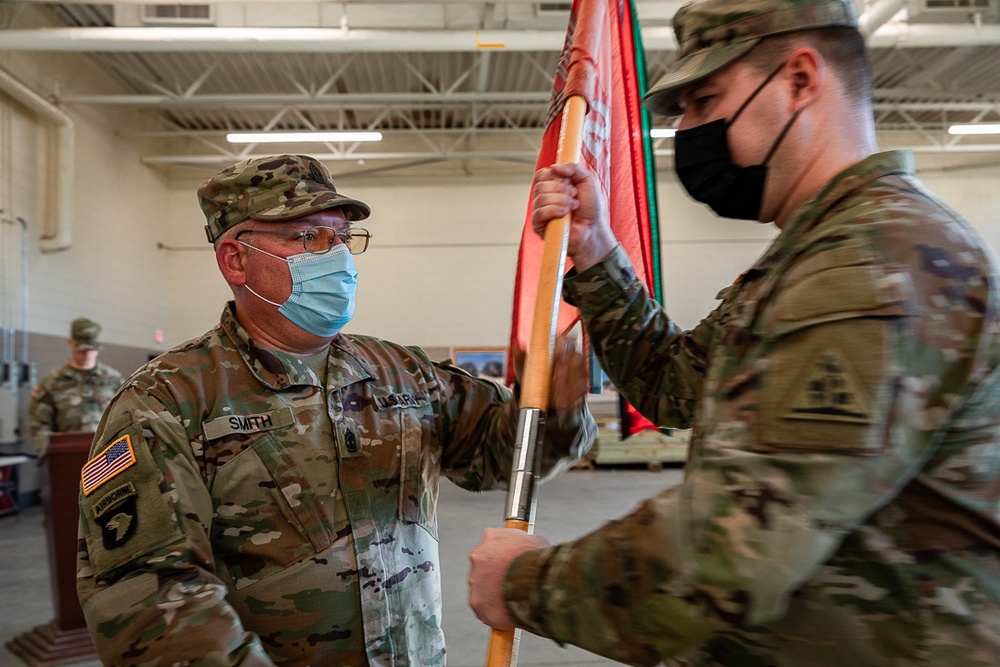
left=28, top=361, right=123, bottom=453
left=504, top=151, right=1000, bottom=666
left=77, top=303, right=594, bottom=667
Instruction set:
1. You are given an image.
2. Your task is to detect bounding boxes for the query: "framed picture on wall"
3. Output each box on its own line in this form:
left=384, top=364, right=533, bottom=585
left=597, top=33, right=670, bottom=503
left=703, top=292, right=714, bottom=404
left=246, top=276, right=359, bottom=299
left=452, top=347, right=507, bottom=383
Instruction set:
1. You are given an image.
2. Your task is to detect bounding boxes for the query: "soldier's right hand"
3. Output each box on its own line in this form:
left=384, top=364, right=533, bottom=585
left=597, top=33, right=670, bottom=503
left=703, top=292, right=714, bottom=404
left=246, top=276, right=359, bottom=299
left=530, top=162, right=618, bottom=272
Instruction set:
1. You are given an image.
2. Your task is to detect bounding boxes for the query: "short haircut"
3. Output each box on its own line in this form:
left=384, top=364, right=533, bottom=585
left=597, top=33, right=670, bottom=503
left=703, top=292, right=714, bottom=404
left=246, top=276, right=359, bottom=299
left=214, top=219, right=251, bottom=250
left=744, top=26, right=872, bottom=106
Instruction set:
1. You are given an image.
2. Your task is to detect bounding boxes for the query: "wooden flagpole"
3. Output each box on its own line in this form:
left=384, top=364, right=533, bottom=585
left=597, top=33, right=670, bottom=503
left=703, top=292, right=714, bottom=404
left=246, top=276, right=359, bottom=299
left=485, top=94, right=587, bottom=667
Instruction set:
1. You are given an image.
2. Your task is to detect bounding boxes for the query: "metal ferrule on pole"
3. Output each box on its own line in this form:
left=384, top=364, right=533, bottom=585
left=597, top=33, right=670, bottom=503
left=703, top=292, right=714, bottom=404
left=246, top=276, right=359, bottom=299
left=505, top=408, right=546, bottom=524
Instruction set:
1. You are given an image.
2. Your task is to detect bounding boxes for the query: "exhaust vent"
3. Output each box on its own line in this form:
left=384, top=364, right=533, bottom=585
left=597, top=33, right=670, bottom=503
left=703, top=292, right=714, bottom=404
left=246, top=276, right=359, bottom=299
left=142, top=4, right=214, bottom=25
left=924, top=0, right=990, bottom=8
left=536, top=2, right=572, bottom=15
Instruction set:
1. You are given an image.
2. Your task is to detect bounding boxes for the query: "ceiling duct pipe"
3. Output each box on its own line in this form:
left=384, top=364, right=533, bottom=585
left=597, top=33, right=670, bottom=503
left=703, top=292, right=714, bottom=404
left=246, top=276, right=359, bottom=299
left=0, top=69, right=74, bottom=253
left=2, top=22, right=1000, bottom=52
left=858, top=0, right=911, bottom=36
left=868, top=22, right=1000, bottom=47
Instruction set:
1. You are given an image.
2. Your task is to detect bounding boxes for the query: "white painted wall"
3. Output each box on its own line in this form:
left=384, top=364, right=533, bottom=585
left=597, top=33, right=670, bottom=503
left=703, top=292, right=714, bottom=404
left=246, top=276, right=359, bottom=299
left=1, top=49, right=171, bottom=360
left=162, top=170, right=776, bottom=348
left=920, top=165, right=1000, bottom=255
left=6, top=118, right=1000, bottom=359
left=162, top=160, right=1000, bottom=350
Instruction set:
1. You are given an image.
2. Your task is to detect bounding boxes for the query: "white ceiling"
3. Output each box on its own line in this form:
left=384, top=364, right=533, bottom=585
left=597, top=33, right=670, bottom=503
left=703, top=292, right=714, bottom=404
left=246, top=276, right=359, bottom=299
left=3, top=0, right=1000, bottom=179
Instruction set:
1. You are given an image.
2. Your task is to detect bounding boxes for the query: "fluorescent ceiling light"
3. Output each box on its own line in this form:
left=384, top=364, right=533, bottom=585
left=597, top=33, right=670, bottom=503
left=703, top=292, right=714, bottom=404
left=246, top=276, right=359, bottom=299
left=947, top=124, right=1000, bottom=136
left=650, top=128, right=677, bottom=138
left=227, top=131, right=383, bottom=143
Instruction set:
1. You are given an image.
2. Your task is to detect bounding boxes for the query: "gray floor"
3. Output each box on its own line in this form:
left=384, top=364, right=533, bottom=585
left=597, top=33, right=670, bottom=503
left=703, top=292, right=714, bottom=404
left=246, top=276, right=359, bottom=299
left=0, top=466, right=683, bottom=667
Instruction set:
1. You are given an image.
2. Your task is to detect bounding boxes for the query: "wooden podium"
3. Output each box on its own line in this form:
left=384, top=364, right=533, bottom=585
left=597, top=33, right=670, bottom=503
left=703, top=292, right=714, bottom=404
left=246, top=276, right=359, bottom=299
left=6, top=432, right=99, bottom=666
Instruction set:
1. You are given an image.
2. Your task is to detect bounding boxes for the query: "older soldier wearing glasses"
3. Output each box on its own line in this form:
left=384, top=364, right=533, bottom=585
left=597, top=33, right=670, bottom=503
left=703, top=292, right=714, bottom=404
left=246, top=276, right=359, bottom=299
left=76, top=154, right=595, bottom=667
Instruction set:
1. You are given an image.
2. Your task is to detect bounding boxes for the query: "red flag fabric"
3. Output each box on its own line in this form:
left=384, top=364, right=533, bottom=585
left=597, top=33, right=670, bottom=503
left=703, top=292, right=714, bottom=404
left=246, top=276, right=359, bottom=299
left=624, top=399, right=658, bottom=435
left=506, top=0, right=661, bottom=442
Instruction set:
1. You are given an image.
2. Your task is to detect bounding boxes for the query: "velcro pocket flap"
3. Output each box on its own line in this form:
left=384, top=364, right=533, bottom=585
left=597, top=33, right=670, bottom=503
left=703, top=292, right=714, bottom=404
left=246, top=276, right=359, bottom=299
left=751, top=262, right=915, bottom=455
left=756, top=265, right=915, bottom=339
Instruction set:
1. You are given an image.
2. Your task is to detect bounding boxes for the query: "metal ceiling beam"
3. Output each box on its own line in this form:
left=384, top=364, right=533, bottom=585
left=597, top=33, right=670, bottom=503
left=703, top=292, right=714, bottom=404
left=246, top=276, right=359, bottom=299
left=0, top=27, right=603, bottom=52
left=876, top=87, right=1000, bottom=101
left=60, top=92, right=551, bottom=105
left=874, top=101, right=1000, bottom=112
left=4, top=23, right=1000, bottom=52
left=13, top=0, right=604, bottom=4
left=871, top=23, right=1000, bottom=48
left=137, top=139, right=1000, bottom=169
left=56, top=91, right=1000, bottom=114
left=141, top=150, right=541, bottom=165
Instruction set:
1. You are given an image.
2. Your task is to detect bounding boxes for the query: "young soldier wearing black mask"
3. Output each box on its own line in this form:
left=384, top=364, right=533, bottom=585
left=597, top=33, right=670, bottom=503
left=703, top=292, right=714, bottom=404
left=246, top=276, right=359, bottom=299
left=467, top=0, right=1000, bottom=665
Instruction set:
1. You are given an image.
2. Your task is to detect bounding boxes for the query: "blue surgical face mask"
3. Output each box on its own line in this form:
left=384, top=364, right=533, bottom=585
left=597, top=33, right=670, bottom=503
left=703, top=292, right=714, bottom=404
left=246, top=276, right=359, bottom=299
left=240, top=241, right=358, bottom=337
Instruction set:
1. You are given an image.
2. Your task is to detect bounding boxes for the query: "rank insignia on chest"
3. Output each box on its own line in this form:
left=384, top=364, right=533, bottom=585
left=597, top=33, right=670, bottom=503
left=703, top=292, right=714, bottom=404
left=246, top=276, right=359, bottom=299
left=93, top=482, right=138, bottom=549
left=81, top=434, right=137, bottom=496
left=344, top=428, right=359, bottom=453
left=338, top=427, right=363, bottom=458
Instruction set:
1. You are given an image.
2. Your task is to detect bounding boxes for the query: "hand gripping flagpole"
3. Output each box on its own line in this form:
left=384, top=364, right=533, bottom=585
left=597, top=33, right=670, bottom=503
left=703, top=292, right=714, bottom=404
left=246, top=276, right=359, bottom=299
left=486, top=94, right=587, bottom=667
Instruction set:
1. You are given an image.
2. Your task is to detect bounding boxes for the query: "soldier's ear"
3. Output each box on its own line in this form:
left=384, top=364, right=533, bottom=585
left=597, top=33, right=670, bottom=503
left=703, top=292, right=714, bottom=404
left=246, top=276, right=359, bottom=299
left=785, top=46, right=823, bottom=112
left=216, top=239, right=248, bottom=287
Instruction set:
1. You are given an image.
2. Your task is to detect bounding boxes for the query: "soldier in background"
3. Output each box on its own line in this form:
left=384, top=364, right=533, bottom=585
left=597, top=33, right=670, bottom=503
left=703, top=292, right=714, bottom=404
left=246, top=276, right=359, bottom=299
left=468, top=0, right=1000, bottom=665
left=28, top=317, right=123, bottom=454
left=76, top=154, right=595, bottom=667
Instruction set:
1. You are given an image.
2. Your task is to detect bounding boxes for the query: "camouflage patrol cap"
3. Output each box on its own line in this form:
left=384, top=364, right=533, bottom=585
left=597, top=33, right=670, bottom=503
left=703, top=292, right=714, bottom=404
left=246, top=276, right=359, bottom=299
left=644, top=0, right=859, bottom=116
left=198, top=154, right=372, bottom=243
left=71, top=317, right=101, bottom=350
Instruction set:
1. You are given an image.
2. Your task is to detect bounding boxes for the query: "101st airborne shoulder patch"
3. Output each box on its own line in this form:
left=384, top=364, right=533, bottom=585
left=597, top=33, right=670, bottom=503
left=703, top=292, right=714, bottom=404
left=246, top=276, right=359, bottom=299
left=92, top=482, right=139, bottom=549
left=782, top=347, right=873, bottom=424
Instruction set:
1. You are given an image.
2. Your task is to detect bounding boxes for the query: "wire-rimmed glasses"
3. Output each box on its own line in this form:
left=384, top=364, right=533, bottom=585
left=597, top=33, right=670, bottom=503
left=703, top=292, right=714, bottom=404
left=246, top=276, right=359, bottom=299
left=236, top=226, right=372, bottom=255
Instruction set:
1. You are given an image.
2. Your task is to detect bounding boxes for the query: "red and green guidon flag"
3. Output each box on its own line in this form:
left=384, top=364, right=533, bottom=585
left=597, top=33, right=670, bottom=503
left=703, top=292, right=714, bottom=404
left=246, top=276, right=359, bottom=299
left=507, top=0, right=663, bottom=438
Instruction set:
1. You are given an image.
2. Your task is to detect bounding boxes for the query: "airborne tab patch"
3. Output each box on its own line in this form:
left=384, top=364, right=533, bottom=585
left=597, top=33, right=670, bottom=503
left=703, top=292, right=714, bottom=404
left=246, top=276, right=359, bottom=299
left=782, top=348, right=872, bottom=424
left=93, top=482, right=137, bottom=519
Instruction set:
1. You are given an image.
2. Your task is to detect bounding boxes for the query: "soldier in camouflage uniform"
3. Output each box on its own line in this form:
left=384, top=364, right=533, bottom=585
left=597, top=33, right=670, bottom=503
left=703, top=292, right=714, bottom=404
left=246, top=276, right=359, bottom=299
left=76, top=154, right=596, bottom=667
left=28, top=317, right=123, bottom=453
left=468, top=1, right=1000, bottom=665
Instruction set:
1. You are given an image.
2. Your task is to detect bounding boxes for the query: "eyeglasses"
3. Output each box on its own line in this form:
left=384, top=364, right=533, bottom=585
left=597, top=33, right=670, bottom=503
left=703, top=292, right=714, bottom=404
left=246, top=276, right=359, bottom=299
left=236, top=226, right=372, bottom=255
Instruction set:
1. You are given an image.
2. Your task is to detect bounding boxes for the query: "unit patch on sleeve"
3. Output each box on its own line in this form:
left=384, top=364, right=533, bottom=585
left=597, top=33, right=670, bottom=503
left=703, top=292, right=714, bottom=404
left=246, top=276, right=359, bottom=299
left=782, top=347, right=873, bottom=424
left=92, top=482, right=139, bottom=549
left=81, top=434, right=137, bottom=496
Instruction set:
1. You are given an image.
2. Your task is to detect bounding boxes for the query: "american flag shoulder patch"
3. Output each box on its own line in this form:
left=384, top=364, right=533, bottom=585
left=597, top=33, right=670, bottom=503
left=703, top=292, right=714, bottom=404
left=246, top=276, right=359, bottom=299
left=81, top=434, right=137, bottom=497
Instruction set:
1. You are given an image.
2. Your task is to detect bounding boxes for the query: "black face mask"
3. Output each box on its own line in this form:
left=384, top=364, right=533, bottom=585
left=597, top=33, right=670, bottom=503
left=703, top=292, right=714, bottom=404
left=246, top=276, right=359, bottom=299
left=674, top=62, right=803, bottom=221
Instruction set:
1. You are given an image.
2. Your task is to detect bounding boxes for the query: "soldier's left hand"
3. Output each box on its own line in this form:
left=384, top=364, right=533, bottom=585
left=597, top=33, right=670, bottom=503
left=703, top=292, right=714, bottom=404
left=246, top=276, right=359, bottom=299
left=468, top=527, right=552, bottom=630
left=510, top=333, right=587, bottom=412
left=549, top=334, right=587, bottom=413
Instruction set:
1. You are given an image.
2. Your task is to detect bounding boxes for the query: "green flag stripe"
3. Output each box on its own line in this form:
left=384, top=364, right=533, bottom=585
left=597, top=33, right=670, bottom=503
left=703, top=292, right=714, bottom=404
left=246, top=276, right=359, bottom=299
left=629, top=0, right=664, bottom=303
